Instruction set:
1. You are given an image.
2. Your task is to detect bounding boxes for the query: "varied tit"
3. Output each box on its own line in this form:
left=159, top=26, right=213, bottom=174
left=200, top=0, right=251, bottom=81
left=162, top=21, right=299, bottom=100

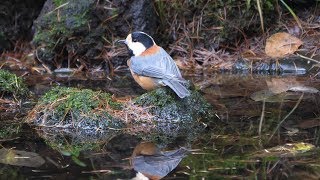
left=118, top=31, right=190, bottom=98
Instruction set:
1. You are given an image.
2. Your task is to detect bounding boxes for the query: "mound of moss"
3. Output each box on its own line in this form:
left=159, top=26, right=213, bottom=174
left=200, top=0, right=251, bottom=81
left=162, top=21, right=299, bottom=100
left=26, top=86, right=124, bottom=134
left=0, top=70, right=28, bottom=97
left=128, top=86, right=214, bottom=145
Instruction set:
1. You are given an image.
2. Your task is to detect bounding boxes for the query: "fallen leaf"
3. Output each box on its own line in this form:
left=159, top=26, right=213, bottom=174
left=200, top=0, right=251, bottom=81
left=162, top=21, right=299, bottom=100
left=265, top=32, right=303, bottom=58
left=0, top=148, right=45, bottom=167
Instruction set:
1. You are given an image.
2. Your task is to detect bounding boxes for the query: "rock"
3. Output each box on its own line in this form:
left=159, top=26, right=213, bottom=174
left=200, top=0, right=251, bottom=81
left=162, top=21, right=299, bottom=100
left=129, top=0, right=159, bottom=35
left=32, top=0, right=96, bottom=68
left=0, top=0, right=45, bottom=52
left=128, top=85, right=213, bottom=145
left=233, top=57, right=316, bottom=75
left=107, top=0, right=159, bottom=37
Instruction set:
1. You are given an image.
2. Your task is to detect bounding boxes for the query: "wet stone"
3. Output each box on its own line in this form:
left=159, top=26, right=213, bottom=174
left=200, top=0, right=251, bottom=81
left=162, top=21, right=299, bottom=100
left=233, top=57, right=316, bottom=75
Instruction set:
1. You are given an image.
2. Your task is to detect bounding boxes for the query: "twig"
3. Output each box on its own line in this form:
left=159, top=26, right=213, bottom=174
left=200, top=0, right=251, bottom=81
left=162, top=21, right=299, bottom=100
left=47, top=2, right=69, bottom=15
left=296, top=53, right=320, bottom=64
left=35, top=49, right=53, bottom=74
left=258, top=99, right=266, bottom=137
left=268, top=93, right=304, bottom=142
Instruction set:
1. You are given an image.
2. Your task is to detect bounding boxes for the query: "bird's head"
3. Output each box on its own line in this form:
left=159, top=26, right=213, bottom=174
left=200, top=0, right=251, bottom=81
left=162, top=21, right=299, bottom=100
left=117, top=31, right=155, bottom=56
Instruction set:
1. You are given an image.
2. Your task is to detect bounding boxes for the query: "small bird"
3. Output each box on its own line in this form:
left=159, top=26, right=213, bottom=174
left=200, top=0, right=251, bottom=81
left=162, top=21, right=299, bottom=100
left=118, top=31, right=190, bottom=98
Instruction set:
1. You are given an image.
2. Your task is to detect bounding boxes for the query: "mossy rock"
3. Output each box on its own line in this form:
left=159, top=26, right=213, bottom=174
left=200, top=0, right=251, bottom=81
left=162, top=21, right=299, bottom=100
left=0, top=70, right=28, bottom=98
left=32, top=0, right=97, bottom=66
left=127, top=86, right=214, bottom=146
left=27, top=85, right=213, bottom=147
left=26, top=86, right=124, bottom=135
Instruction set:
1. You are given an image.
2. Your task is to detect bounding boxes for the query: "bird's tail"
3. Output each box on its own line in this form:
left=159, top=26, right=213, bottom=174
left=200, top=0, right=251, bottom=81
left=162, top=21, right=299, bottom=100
left=163, top=80, right=190, bottom=98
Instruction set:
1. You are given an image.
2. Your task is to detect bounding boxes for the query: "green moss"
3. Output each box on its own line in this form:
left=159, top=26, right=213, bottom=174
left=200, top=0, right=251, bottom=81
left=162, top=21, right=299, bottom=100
left=53, top=0, right=67, bottom=6
left=0, top=123, right=21, bottom=139
left=0, top=70, right=28, bottom=97
left=27, top=86, right=123, bottom=131
left=40, top=86, right=121, bottom=116
left=134, top=86, right=212, bottom=118
left=33, top=15, right=71, bottom=48
left=134, top=87, right=176, bottom=108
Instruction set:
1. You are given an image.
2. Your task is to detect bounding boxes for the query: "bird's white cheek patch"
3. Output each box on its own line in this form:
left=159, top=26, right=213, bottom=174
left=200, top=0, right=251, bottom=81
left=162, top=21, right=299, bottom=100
left=127, top=42, right=146, bottom=56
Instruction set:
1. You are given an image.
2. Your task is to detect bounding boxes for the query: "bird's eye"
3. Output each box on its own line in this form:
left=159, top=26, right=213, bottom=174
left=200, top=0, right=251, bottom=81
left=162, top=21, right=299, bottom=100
left=132, top=39, right=137, bottom=42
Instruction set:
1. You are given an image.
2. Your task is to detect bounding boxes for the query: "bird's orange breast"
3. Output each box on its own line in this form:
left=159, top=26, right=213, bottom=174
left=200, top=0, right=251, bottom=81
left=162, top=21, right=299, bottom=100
left=140, top=45, right=161, bottom=56
left=127, top=60, right=159, bottom=90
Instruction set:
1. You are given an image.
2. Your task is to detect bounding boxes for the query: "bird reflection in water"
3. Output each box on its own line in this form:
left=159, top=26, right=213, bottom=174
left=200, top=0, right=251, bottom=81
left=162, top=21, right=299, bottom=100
left=130, top=142, right=189, bottom=180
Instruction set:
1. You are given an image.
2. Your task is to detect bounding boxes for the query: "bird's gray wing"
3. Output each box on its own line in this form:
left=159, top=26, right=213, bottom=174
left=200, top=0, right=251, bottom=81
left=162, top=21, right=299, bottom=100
left=131, top=56, right=165, bottom=78
left=130, top=48, right=183, bottom=81
left=159, top=48, right=182, bottom=78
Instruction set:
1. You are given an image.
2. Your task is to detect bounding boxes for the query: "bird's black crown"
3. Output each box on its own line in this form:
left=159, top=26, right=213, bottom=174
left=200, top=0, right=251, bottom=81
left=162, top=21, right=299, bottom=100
left=131, top=32, right=154, bottom=49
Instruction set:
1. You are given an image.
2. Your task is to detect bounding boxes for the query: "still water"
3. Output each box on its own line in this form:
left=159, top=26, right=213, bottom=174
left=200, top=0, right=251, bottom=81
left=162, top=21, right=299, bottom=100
left=1, top=72, right=320, bottom=179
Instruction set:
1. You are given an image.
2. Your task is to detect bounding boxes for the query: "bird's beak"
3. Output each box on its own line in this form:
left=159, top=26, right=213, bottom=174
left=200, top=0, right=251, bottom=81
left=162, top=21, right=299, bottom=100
left=116, top=39, right=127, bottom=45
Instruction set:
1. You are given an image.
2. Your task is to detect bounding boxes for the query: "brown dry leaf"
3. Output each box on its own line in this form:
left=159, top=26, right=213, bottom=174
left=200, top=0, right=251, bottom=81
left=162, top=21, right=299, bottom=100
left=265, top=32, right=303, bottom=58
